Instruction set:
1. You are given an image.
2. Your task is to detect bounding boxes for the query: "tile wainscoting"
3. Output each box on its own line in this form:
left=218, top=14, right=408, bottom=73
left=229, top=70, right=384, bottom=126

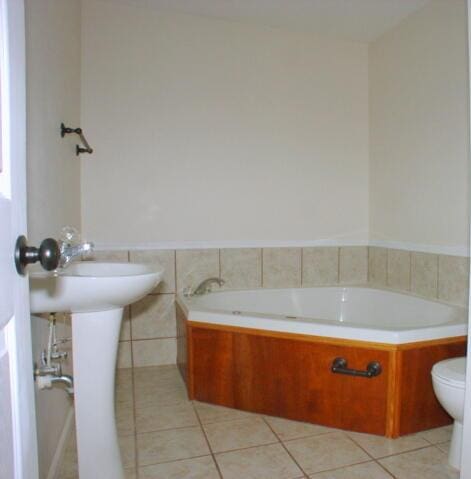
left=87, top=246, right=469, bottom=368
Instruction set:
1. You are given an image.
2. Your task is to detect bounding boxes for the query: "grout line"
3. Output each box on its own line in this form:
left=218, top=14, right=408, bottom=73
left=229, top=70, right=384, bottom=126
left=344, top=431, right=433, bottom=461
left=192, top=403, right=225, bottom=479
left=367, top=245, right=370, bottom=284
left=135, top=421, right=206, bottom=436
left=129, top=304, right=133, bottom=343
left=129, top=324, right=135, bottom=370
left=338, top=432, right=376, bottom=461
left=374, top=459, right=398, bottom=479
left=210, top=440, right=281, bottom=456
left=261, top=416, right=310, bottom=478
left=274, top=428, right=341, bottom=443
left=257, top=248, right=262, bottom=288
left=305, top=458, right=382, bottom=477
left=131, top=336, right=178, bottom=342
left=436, top=254, right=441, bottom=300
left=261, top=248, right=265, bottom=288
left=300, top=247, right=304, bottom=287
left=407, top=250, right=412, bottom=292
left=192, top=409, right=259, bottom=426
left=137, top=452, right=219, bottom=471
left=218, top=248, right=221, bottom=279
left=174, top=249, right=179, bottom=295
left=130, top=365, right=139, bottom=477
left=337, top=247, right=341, bottom=283
left=355, top=443, right=433, bottom=461
left=418, top=434, right=436, bottom=446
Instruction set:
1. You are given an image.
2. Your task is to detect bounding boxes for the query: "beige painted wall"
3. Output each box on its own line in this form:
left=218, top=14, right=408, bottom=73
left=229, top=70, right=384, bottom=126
left=25, top=1, right=80, bottom=477
left=26, top=0, right=82, bottom=244
left=80, top=0, right=369, bottom=244
left=369, top=0, right=469, bottom=250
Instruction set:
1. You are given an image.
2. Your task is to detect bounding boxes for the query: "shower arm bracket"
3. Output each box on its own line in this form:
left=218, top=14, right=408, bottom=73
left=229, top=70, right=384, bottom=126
left=60, top=122, right=94, bottom=156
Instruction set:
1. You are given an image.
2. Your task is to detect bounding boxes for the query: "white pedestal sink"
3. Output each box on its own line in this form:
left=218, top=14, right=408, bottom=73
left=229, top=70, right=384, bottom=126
left=30, top=262, right=163, bottom=479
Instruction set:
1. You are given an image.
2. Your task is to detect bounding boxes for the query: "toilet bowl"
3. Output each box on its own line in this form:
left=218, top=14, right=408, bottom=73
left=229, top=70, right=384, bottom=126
left=431, top=357, right=466, bottom=470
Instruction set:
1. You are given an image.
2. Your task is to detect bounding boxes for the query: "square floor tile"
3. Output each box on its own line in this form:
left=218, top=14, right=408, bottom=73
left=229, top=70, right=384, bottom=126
left=204, top=417, right=278, bottom=453
left=194, top=401, right=255, bottom=424
left=134, top=383, right=189, bottom=410
left=136, top=402, right=198, bottom=433
left=125, top=468, right=137, bottom=479
left=58, top=440, right=78, bottom=479
left=216, top=443, right=303, bottom=479
left=265, top=415, right=334, bottom=441
left=436, top=441, right=451, bottom=454
left=347, top=431, right=429, bottom=458
left=115, top=384, right=134, bottom=406
left=139, top=455, right=220, bottom=479
left=133, top=364, right=182, bottom=383
left=116, top=368, right=133, bottom=385
left=417, top=425, right=453, bottom=444
left=133, top=365, right=185, bottom=392
left=137, top=426, right=209, bottom=466
left=116, top=404, right=135, bottom=436
left=309, top=461, right=393, bottom=478
left=379, top=446, right=459, bottom=479
left=284, top=432, right=369, bottom=474
left=115, top=370, right=134, bottom=408
left=119, top=435, right=137, bottom=468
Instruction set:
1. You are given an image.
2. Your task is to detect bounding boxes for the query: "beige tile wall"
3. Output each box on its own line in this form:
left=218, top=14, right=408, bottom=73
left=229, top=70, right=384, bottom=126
left=89, top=245, right=469, bottom=368
left=302, top=247, right=339, bottom=286
left=87, top=249, right=179, bottom=369
left=369, top=247, right=469, bottom=306
left=262, top=248, right=302, bottom=288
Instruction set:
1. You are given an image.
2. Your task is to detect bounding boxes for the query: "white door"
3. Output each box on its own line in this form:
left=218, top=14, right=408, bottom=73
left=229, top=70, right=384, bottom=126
left=462, top=4, right=471, bottom=478
left=0, top=0, right=38, bottom=478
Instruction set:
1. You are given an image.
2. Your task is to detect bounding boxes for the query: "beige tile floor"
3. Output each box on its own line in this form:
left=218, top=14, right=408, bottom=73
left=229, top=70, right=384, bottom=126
left=59, top=365, right=459, bottom=479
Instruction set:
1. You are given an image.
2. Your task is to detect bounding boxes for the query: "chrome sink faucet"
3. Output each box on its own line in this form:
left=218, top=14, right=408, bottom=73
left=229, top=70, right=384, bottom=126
left=184, top=277, right=225, bottom=297
left=58, top=226, right=94, bottom=268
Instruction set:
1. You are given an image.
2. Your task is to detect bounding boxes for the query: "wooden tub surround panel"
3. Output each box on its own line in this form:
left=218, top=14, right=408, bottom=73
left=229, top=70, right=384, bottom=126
left=394, top=340, right=467, bottom=436
left=192, top=327, right=391, bottom=435
left=176, top=304, right=466, bottom=437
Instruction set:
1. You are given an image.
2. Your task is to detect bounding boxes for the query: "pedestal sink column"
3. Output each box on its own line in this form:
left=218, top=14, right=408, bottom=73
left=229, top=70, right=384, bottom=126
left=72, top=308, right=125, bottom=479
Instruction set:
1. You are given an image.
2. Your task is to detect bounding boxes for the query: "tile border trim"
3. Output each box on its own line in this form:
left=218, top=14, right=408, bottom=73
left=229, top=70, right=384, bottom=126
left=94, top=240, right=469, bottom=257
left=369, top=240, right=469, bottom=258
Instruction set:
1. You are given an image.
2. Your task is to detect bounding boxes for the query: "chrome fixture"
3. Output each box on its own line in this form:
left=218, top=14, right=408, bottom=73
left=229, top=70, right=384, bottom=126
left=184, top=277, right=225, bottom=297
left=58, top=226, right=94, bottom=268
left=61, top=122, right=93, bottom=156
left=36, top=374, right=74, bottom=395
left=34, top=313, right=74, bottom=395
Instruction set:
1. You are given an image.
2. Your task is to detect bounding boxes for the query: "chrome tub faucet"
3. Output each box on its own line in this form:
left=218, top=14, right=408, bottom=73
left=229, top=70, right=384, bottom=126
left=184, top=277, right=225, bottom=297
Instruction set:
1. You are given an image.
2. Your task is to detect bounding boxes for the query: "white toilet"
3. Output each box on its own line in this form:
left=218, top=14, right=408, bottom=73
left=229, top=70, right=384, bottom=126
left=431, top=356, right=467, bottom=470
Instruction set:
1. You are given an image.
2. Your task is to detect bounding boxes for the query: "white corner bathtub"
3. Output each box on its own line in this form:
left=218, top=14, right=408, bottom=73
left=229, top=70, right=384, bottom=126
left=177, top=286, right=467, bottom=344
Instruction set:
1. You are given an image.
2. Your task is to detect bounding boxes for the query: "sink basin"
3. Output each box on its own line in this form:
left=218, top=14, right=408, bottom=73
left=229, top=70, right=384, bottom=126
left=29, top=261, right=163, bottom=479
left=30, top=261, right=163, bottom=313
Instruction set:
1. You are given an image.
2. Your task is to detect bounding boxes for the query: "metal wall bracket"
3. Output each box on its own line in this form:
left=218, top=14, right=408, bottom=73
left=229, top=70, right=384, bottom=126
left=60, top=123, right=93, bottom=156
